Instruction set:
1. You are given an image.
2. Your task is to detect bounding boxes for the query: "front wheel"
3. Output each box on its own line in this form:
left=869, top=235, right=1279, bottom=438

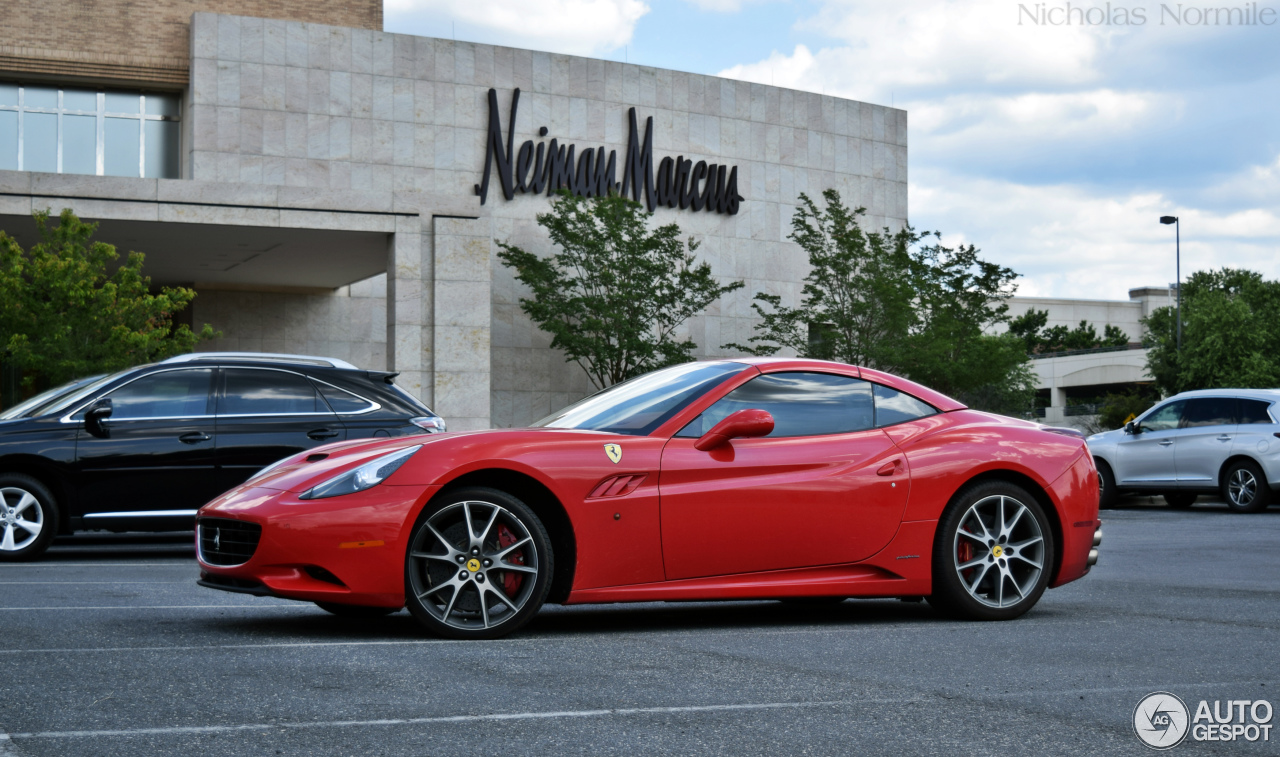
left=404, top=487, right=553, bottom=639
left=0, top=474, right=59, bottom=562
left=1222, top=460, right=1271, bottom=513
left=928, top=481, right=1055, bottom=621
left=1096, top=459, right=1119, bottom=510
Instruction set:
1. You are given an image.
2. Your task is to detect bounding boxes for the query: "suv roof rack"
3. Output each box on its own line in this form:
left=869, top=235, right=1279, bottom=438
left=162, top=352, right=359, bottom=370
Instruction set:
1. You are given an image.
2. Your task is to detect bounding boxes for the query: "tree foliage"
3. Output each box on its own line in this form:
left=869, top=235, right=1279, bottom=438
left=1008, top=308, right=1129, bottom=355
left=496, top=192, right=743, bottom=390
left=0, top=209, right=217, bottom=388
left=1143, top=267, right=1280, bottom=395
left=724, top=189, right=1036, bottom=416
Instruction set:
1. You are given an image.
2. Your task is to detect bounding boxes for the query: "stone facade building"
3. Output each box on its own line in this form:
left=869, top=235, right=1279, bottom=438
left=0, top=0, right=910, bottom=429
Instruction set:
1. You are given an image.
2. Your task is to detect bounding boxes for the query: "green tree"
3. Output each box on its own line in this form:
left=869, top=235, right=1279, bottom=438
left=0, top=209, right=217, bottom=389
left=1008, top=308, right=1129, bottom=354
left=496, top=192, right=744, bottom=389
left=1143, top=267, right=1280, bottom=394
left=725, top=189, right=1036, bottom=417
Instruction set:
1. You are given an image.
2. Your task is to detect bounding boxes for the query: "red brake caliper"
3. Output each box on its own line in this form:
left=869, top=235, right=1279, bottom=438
left=496, top=524, right=524, bottom=596
left=957, top=539, right=974, bottom=578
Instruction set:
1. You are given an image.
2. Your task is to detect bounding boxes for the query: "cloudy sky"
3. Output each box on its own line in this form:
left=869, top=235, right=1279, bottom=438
left=385, top=0, right=1280, bottom=300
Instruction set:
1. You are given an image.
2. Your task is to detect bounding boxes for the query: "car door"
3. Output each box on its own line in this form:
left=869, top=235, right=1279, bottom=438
left=659, top=371, right=908, bottom=581
left=73, top=367, right=220, bottom=522
left=1175, top=397, right=1238, bottom=489
left=1230, top=397, right=1278, bottom=466
left=214, top=367, right=348, bottom=491
left=1114, top=399, right=1185, bottom=487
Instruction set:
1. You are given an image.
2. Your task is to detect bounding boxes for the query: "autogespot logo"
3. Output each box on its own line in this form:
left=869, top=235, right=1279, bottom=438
left=1133, top=692, right=1275, bottom=749
left=1134, top=692, right=1190, bottom=749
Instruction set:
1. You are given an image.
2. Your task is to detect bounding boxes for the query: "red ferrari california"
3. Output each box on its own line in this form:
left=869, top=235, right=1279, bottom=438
left=197, top=358, right=1102, bottom=639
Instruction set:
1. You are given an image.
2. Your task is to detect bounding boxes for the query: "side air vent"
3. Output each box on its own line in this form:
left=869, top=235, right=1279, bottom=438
left=588, top=474, right=647, bottom=499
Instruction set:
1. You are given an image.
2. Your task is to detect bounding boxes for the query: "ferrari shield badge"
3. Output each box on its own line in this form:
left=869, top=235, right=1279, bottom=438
left=604, top=443, right=623, bottom=464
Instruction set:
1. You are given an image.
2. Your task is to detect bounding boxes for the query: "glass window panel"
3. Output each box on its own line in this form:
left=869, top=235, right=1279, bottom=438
left=63, top=89, right=97, bottom=112
left=104, top=117, right=139, bottom=177
left=315, top=382, right=375, bottom=414
left=1181, top=397, right=1236, bottom=428
left=62, top=114, right=96, bottom=175
left=0, top=83, right=17, bottom=107
left=1239, top=399, right=1275, bottom=425
left=143, top=119, right=179, bottom=178
left=0, top=111, right=16, bottom=171
left=144, top=94, right=180, bottom=117
left=221, top=369, right=328, bottom=415
left=24, top=86, right=57, bottom=109
left=106, top=369, right=213, bottom=420
left=677, top=372, right=876, bottom=439
left=104, top=92, right=140, bottom=115
left=1139, top=400, right=1185, bottom=433
left=873, top=384, right=938, bottom=427
left=23, top=112, right=57, bottom=173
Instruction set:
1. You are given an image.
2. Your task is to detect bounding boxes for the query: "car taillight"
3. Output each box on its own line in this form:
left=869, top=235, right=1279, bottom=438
left=410, top=416, right=447, bottom=433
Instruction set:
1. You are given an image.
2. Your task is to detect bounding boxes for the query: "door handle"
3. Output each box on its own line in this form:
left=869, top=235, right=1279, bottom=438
left=1217, top=435, right=1232, bottom=442
left=1158, top=439, right=1173, bottom=447
left=179, top=432, right=211, bottom=444
left=877, top=459, right=903, bottom=476
left=308, top=428, right=340, bottom=441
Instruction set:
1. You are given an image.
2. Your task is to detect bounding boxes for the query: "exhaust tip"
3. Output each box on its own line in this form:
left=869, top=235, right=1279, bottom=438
left=1087, top=548, right=1099, bottom=567
left=1093, top=526, right=1103, bottom=548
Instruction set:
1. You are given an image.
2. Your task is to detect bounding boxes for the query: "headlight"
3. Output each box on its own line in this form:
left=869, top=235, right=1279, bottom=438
left=298, top=445, right=421, bottom=500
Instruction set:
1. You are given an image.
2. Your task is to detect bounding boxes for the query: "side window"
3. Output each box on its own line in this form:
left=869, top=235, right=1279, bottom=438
left=220, top=369, right=328, bottom=415
left=104, top=369, right=213, bottom=420
left=1181, top=398, right=1236, bottom=428
left=1140, top=400, right=1185, bottom=432
left=873, top=384, right=937, bottom=427
left=1239, top=399, right=1275, bottom=425
left=677, top=372, right=874, bottom=439
left=315, top=382, right=376, bottom=414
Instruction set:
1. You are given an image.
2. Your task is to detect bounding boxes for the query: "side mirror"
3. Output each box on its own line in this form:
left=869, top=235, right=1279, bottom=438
left=694, top=409, right=775, bottom=451
left=1123, top=421, right=1137, bottom=435
left=85, top=398, right=113, bottom=439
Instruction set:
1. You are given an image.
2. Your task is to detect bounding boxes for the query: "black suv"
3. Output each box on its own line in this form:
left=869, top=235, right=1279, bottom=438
left=0, top=352, right=446, bottom=560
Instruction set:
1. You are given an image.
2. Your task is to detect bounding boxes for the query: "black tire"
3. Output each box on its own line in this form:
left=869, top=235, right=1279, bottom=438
left=1162, top=492, right=1197, bottom=509
left=315, top=602, right=400, bottom=618
left=404, top=487, right=553, bottom=640
left=0, top=473, right=59, bottom=562
left=1096, top=459, right=1119, bottom=510
left=927, top=480, right=1056, bottom=621
left=1222, top=459, right=1271, bottom=514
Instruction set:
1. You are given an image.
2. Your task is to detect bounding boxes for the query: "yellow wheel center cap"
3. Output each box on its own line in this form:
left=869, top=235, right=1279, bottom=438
left=991, top=545, right=1004, bottom=559
left=466, top=558, right=481, bottom=572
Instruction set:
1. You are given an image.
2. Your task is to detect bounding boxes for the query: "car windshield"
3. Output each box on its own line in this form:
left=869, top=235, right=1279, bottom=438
left=532, top=362, right=747, bottom=436
left=0, top=374, right=109, bottom=419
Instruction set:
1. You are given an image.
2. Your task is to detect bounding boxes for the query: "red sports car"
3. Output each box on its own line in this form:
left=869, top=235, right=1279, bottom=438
left=197, top=358, right=1102, bottom=639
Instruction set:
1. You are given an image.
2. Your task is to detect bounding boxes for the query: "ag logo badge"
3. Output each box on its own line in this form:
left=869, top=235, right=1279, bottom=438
left=604, top=443, right=622, bottom=464
left=1133, top=691, right=1189, bottom=749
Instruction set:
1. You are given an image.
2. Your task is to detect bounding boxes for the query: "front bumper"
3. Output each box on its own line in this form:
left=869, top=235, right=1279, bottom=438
left=195, top=484, right=439, bottom=608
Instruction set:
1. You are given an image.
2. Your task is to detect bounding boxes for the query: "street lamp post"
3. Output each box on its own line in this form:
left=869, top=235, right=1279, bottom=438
left=1160, top=215, right=1180, bottom=351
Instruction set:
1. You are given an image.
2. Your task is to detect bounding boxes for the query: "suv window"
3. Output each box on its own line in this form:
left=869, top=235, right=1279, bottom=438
left=1239, top=399, right=1275, bottom=425
left=221, top=369, right=328, bottom=415
left=1140, top=400, right=1185, bottom=432
left=1182, top=397, right=1237, bottom=428
left=678, top=372, right=874, bottom=438
left=105, top=369, right=213, bottom=420
left=873, top=384, right=937, bottom=427
left=315, top=382, right=376, bottom=414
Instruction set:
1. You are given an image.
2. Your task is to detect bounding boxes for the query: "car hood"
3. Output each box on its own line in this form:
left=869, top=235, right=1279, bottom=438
left=1087, top=428, right=1123, bottom=447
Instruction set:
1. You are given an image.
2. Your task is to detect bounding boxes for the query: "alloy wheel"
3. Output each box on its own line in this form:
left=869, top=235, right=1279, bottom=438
left=0, top=487, right=43, bottom=553
left=953, top=495, right=1045, bottom=609
left=1228, top=468, right=1257, bottom=508
left=407, top=500, right=540, bottom=631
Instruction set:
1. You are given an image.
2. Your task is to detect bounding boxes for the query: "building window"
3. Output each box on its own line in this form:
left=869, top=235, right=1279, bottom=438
left=0, top=83, right=180, bottom=179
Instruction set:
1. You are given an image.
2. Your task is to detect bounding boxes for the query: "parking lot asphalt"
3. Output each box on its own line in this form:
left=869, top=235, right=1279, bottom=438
left=0, top=498, right=1277, bottom=756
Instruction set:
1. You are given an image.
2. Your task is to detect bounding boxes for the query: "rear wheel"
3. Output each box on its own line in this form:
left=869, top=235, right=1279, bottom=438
left=1222, top=460, right=1270, bottom=514
left=0, top=474, right=58, bottom=562
left=1162, top=492, right=1196, bottom=509
left=928, top=481, right=1055, bottom=621
left=404, top=487, right=553, bottom=639
left=1096, top=459, right=1119, bottom=509
left=315, top=602, right=399, bottom=618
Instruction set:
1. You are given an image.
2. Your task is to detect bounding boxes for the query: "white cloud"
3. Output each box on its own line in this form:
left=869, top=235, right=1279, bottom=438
left=682, top=0, right=747, bottom=11
left=384, top=0, right=649, bottom=56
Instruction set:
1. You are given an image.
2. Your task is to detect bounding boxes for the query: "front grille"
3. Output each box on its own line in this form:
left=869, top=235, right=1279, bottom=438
left=198, top=517, right=262, bottom=566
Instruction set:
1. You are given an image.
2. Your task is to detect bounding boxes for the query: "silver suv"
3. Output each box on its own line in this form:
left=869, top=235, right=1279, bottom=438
left=1088, top=389, right=1279, bottom=513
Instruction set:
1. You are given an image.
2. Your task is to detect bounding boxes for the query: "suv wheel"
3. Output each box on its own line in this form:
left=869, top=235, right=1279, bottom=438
left=1222, top=460, right=1271, bottom=513
left=0, top=474, right=59, bottom=562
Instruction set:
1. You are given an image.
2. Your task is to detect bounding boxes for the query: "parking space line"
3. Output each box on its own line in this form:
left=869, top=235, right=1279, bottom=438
left=0, top=604, right=311, bottom=611
left=0, top=581, right=190, bottom=585
left=0, top=563, right=191, bottom=568
left=9, top=700, right=871, bottom=740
